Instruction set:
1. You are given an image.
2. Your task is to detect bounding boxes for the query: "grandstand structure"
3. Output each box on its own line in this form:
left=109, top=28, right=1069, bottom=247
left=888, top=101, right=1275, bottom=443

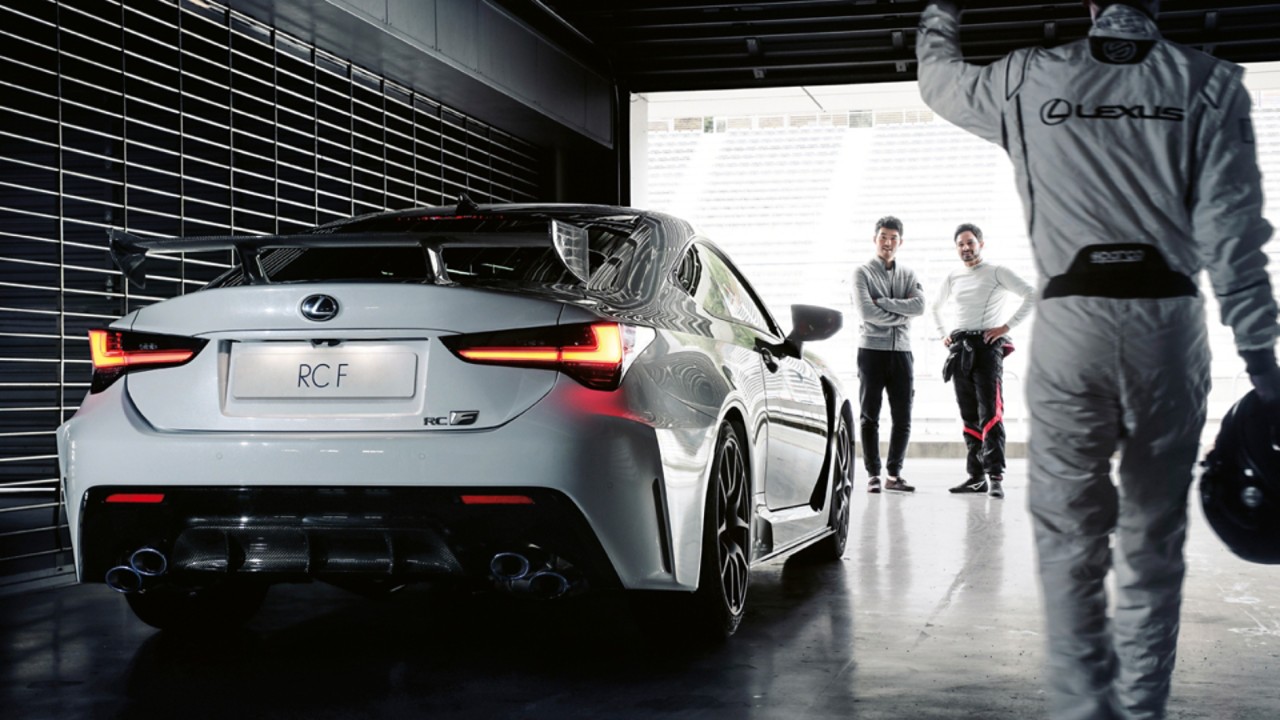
left=640, top=65, right=1280, bottom=448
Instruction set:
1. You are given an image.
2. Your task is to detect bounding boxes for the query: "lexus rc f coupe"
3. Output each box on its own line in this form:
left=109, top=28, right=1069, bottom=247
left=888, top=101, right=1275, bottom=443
left=57, top=200, right=853, bottom=639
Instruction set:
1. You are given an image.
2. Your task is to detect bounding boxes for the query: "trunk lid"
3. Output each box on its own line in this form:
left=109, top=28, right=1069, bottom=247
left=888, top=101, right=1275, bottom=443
left=122, top=284, right=599, bottom=432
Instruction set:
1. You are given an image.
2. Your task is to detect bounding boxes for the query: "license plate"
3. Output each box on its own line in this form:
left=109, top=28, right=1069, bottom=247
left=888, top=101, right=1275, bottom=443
left=231, top=346, right=419, bottom=399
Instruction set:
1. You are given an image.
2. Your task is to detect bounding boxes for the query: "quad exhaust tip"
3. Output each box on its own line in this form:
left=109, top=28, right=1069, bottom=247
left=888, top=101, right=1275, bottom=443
left=130, top=547, right=168, bottom=577
left=489, top=550, right=578, bottom=600
left=105, top=546, right=170, bottom=593
left=104, top=565, right=143, bottom=594
left=489, top=552, right=532, bottom=581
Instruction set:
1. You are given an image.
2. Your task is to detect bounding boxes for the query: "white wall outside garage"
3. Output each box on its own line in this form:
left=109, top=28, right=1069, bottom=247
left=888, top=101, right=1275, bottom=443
left=637, top=62, right=1280, bottom=448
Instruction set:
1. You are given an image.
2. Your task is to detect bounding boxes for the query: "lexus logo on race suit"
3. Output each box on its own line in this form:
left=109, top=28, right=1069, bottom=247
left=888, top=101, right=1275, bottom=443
left=1041, top=99, right=1072, bottom=126
left=300, top=294, right=340, bottom=322
left=1101, top=40, right=1138, bottom=63
left=1040, top=99, right=1185, bottom=126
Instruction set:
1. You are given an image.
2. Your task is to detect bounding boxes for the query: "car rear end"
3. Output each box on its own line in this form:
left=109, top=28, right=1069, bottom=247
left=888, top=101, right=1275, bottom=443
left=58, top=208, right=688, bottom=603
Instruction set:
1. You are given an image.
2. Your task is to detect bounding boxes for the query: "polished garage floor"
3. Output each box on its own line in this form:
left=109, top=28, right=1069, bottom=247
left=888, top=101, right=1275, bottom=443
left=3, top=459, right=1277, bottom=719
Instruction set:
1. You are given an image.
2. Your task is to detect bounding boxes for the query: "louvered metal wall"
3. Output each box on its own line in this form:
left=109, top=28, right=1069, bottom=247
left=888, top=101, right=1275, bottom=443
left=0, top=0, right=548, bottom=588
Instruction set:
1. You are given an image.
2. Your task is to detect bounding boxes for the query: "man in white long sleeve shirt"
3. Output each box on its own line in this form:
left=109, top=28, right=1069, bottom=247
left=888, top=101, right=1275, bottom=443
left=852, top=216, right=925, bottom=494
left=917, top=1, right=1280, bottom=718
left=932, top=224, right=1034, bottom=499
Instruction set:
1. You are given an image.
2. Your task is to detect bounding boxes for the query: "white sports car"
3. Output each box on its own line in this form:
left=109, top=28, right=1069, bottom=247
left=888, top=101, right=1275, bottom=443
left=57, top=200, right=852, bottom=639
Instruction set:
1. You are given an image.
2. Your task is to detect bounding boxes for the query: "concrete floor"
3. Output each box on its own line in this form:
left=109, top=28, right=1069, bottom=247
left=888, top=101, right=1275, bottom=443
left=2, top=459, right=1277, bottom=719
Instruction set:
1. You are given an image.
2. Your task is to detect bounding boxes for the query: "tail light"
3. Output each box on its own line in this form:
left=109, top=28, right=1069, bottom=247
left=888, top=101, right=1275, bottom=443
left=441, top=322, right=654, bottom=391
left=88, top=328, right=208, bottom=394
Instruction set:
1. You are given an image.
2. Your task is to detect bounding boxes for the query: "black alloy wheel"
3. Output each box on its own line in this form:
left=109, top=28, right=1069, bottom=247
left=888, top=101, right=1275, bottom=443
left=627, top=421, right=752, bottom=643
left=813, top=414, right=854, bottom=560
left=694, top=420, right=751, bottom=639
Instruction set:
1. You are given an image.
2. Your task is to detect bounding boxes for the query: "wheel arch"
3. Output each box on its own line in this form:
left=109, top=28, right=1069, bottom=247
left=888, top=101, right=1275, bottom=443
left=807, top=377, right=853, bottom=511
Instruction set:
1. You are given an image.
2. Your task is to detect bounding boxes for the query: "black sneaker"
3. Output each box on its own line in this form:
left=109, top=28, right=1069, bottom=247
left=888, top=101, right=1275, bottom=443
left=949, top=477, right=988, bottom=494
left=867, top=477, right=882, bottom=494
left=884, top=477, right=915, bottom=493
left=988, top=477, right=1005, bottom=499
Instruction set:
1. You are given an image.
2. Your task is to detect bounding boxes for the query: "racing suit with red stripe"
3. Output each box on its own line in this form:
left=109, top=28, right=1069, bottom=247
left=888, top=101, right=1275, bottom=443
left=917, top=4, right=1277, bottom=719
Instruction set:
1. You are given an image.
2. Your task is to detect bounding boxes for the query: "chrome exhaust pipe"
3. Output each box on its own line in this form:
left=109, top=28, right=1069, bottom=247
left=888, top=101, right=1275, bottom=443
left=490, top=552, right=531, bottom=581
left=489, top=549, right=582, bottom=599
left=130, top=547, right=168, bottom=577
left=525, top=570, right=570, bottom=599
left=105, top=565, right=144, bottom=594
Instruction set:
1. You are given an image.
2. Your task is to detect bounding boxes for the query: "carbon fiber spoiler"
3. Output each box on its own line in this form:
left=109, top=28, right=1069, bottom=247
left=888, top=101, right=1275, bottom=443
left=107, top=220, right=591, bottom=289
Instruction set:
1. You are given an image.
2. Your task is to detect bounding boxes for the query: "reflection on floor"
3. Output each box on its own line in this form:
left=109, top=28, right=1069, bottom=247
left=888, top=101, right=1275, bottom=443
left=2, top=459, right=1277, bottom=719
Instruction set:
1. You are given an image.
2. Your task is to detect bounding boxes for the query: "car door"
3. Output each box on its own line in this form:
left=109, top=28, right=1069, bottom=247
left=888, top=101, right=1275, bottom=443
left=692, top=245, right=827, bottom=510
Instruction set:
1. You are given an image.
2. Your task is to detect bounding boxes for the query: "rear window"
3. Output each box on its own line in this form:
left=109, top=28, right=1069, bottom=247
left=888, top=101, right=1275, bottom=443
left=265, top=246, right=431, bottom=283
left=440, top=226, right=645, bottom=296
left=209, top=215, right=655, bottom=302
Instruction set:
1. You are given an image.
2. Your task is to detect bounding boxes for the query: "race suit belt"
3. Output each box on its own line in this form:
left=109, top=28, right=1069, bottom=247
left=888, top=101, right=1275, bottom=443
left=1042, top=243, right=1197, bottom=300
left=943, top=331, right=1013, bottom=383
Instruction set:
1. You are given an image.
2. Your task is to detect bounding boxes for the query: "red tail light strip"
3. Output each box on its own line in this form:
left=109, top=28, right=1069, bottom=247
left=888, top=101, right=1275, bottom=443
left=457, top=323, right=622, bottom=366
left=444, top=321, right=652, bottom=390
left=104, top=493, right=166, bottom=504
left=459, top=348, right=560, bottom=362
left=459, top=494, right=536, bottom=505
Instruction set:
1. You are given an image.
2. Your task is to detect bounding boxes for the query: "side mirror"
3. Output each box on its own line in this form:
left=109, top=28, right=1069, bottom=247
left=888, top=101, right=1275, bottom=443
left=784, top=304, right=842, bottom=354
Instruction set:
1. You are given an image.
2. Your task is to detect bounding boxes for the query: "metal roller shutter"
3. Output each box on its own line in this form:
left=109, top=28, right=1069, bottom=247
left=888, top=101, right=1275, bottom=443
left=0, top=0, right=547, bottom=588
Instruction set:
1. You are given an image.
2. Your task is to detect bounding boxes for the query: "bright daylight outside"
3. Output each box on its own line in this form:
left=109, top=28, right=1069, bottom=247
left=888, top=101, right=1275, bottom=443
left=635, top=62, right=1280, bottom=448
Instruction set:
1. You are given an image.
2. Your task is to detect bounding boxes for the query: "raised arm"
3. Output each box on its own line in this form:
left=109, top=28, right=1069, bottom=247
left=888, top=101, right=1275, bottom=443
left=915, top=1, right=1012, bottom=147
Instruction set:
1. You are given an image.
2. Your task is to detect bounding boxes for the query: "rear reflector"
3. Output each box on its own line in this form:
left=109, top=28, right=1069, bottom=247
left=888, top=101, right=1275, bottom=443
left=104, top=493, right=166, bottom=504
left=459, top=494, right=535, bottom=505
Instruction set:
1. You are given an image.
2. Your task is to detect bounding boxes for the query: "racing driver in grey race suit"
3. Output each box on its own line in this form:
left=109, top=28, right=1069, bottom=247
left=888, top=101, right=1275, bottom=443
left=917, top=1, right=1280, bottom=718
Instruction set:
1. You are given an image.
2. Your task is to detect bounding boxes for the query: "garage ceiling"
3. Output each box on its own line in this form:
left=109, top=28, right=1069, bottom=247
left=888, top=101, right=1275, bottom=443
left=495, top=0, right=1280, bottom=92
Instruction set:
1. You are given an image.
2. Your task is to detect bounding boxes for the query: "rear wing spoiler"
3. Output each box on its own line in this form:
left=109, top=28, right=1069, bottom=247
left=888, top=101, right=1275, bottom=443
left=107, top=220, right=592, bottom=289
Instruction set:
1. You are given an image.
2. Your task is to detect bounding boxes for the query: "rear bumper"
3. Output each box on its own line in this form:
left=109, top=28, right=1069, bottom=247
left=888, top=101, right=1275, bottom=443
left=80, top=485, right=617, bottom=590
left=58, top=379, right=718, bottom=592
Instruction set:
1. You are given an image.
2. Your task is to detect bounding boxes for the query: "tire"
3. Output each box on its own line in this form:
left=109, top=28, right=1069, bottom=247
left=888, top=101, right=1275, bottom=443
left=125, top=580, right=268, bottom=632
left=692, top=420, right=752, bottom=639
left=810, top=413, right=853, bottom=560
left=629, top=420, right=752, bottom=644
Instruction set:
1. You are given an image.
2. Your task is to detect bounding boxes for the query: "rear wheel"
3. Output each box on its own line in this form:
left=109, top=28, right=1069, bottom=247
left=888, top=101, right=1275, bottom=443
left=125, top=580, right=268, bottom=632
left=630, top=420, right=752, bottom=643
left=693, top=420, right=752, bottom=639
left=811, top=414, right=853, bottom=560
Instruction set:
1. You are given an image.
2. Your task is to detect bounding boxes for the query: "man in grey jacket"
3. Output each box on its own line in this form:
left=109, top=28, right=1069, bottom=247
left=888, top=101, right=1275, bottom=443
left=918, top=1, right=1280, bottom=718
left=852, top=216, right=925, bottom=494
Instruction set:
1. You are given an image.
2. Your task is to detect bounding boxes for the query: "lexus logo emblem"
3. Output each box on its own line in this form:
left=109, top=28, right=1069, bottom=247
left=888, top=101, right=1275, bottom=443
left=300, top=294, right=340, bottom=322
left=1041, top=98, right=1071, bottom=126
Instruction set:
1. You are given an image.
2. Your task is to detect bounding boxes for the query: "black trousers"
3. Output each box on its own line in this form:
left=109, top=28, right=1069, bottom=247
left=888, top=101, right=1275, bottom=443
left=857, top=348, right=913, bottom=477
left=949, top=337, right=1006, bottom=479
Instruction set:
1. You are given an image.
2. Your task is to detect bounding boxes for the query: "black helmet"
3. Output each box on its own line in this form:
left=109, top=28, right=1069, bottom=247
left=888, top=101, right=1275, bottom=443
left=1200, top=390, right=1280, bottom=564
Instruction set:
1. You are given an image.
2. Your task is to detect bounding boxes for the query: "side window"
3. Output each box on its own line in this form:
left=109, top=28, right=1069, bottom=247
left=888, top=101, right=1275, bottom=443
left=692, top=244, right=775, bottom=334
